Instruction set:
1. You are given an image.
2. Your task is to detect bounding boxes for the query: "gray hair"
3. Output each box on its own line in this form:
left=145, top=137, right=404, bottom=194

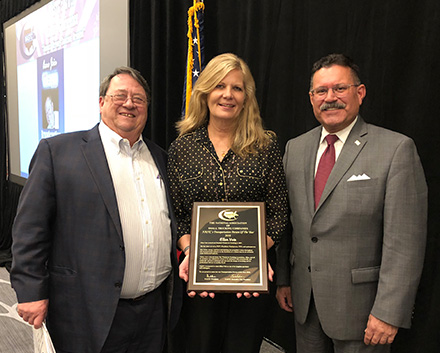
left=99, top=66, right=151, bottom=103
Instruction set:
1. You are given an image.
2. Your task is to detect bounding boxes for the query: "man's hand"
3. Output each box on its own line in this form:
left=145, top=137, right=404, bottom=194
left=276, top=286, right=293, bottom=312
left=364, top=314, right=398, bottom=345
left=17, top=299, right=49, bottom=329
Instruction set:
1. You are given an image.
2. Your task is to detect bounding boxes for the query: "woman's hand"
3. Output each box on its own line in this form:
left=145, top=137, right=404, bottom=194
left=179, top=251, right=190, bottom=282
left=235, top=262, right=274, bottom=298
left=179, top=251, right=216, bottom=298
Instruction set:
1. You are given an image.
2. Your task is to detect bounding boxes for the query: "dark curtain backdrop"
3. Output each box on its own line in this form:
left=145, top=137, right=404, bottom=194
left=1, top=0, right=439, bottom=352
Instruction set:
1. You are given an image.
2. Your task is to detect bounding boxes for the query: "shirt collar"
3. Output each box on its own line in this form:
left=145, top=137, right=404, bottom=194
left=193, top=125, right=210, bottom=144
left=319, top=116, right=358, bottom=145
left=192, top=124, right=236, bottom=160
left=99, top=121, right=144, bottom=155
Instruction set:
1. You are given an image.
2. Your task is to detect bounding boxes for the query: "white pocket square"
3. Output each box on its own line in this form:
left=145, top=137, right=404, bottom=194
left=347, top=173, right=371, bottom=182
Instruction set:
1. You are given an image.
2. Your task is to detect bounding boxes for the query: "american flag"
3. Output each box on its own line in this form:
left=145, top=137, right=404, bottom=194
left=181, top=0, right=205, bottom=118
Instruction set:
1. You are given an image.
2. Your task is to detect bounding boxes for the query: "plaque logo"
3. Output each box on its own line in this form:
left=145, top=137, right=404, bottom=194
left=218, top=209, right=238, bottom=221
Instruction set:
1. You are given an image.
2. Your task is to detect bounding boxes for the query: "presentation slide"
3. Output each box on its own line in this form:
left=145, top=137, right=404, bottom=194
left=4, top=0, right=128, bottom=185
left=12, top=0, right=100, bottom=178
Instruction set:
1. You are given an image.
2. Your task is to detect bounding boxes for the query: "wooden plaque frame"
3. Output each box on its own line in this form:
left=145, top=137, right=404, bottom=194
left=187, top=202, right=268, bottom=293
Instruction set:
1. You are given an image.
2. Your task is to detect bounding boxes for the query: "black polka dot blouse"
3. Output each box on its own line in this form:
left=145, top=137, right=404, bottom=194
left=167, top=125, right=288, bottom=245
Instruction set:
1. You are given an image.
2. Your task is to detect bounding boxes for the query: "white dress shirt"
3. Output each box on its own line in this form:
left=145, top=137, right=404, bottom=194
left=315, top=116, right=358, bottom=176
left=99, top=122, right=172, bottom=298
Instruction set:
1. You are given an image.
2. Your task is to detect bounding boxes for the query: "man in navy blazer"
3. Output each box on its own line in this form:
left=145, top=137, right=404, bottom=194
left=276, top=54, right=427, bottom=352
left=11, top=67, right=181, bottom=353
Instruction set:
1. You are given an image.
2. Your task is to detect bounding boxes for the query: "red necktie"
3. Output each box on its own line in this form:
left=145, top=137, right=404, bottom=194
left=314, top=134, right=339, bottom=209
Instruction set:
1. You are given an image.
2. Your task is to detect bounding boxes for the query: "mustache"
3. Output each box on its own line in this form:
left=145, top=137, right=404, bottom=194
left=320, top=102, right=346, bottom=111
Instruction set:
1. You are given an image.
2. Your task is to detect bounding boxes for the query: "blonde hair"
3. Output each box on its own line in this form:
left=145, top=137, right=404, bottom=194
left=177, top=53, right=272, bottom=157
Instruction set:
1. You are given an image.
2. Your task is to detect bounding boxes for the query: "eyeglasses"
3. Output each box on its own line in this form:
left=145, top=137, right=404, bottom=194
left=310, top=84, right=360, bottom=98
left=106, top=94, right=147, bottom=106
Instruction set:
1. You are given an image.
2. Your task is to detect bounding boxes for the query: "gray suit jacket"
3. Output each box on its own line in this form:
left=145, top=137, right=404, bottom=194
left=277, top=117, right=427, bottom=340
left=11, top=125, right=182, bottom=353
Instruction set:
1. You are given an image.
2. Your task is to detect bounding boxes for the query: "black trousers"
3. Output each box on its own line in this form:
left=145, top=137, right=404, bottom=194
left=179, top=290, right=272, bottom=353
left=100, top=284, right=166, bottom=353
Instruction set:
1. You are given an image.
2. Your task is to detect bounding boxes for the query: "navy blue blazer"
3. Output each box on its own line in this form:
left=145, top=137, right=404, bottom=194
left=11, top=125, right=182, bottom=353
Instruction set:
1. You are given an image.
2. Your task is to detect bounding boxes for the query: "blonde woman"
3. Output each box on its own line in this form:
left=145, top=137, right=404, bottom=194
left=168, top=53, right=288, bottom=353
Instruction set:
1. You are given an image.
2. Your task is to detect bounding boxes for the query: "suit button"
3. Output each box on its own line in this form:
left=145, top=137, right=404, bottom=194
left=308, top=266, right=311, bottom=272
left=311, top=237, right=318, bottom=243
left=114, top=282, right=122, bottom=288
left=119, top=245, right=125, bottom=251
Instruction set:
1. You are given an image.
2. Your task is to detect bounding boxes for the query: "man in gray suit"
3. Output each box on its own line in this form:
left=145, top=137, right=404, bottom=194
left=276, top=54, right=427, bottom=352
left=11, top=67, right=181, bottom=353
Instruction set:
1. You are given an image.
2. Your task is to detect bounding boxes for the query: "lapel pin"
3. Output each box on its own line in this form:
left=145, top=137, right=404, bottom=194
left=355, top=140, right=361, bottom=146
